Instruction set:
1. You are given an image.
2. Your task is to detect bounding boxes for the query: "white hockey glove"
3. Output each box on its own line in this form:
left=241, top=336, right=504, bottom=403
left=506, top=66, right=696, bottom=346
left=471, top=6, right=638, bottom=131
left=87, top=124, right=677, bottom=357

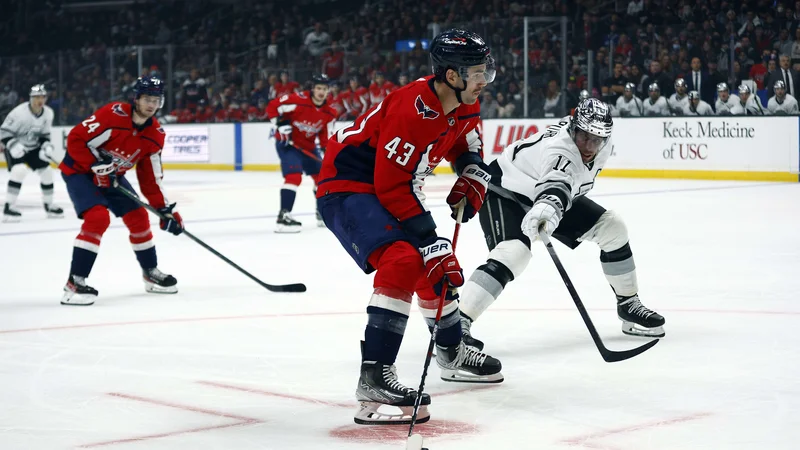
left=39, top=141, right=55, bottom=163
left=7, top=140, right=26, bottom=159
left=521, top=195, right=564, bottom=240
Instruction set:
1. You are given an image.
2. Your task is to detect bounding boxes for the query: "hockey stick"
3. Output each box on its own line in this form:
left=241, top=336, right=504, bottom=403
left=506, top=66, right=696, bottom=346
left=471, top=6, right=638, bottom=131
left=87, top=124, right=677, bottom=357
left=538, top=230, right=658, bottom=363
left=114, top=184, right=307, bottom=293
left=406, top=207, right=464, bottom=449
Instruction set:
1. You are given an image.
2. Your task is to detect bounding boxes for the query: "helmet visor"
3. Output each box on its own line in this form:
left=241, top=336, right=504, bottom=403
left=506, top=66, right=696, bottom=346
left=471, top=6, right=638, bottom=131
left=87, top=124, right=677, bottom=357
left=460, top=55, right=496, bottom=84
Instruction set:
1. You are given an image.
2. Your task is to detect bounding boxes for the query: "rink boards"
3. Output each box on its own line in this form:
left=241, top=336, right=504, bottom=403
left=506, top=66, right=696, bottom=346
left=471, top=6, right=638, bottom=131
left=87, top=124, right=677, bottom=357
left=2, top=116, right=798, bottom=182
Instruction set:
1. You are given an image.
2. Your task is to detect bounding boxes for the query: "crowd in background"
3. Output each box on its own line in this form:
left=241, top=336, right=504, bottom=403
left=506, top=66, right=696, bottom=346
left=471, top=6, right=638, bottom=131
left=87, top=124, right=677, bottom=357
left=0, top=0, right=798, bottom=124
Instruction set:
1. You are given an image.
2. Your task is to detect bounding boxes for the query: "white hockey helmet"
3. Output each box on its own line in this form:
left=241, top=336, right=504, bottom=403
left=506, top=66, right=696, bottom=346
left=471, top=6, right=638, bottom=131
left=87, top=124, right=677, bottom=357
left=716, top=82, right=729, bottom=92
left=571, top=98, right=613, bottom=138
left=30, top=84, right=47, bottom=97
left=688, top=90, right=700, bottom=101
left=578, top=89, right=591, bottom=100
left=648, top=82, right=660, bottom=93
left=738, top=84, right=751, bottom=95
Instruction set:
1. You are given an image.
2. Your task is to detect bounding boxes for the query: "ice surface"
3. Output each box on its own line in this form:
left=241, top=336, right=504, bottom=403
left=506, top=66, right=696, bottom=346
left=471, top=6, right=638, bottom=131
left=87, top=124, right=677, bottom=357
left=1, top=170, right=799, bottom=449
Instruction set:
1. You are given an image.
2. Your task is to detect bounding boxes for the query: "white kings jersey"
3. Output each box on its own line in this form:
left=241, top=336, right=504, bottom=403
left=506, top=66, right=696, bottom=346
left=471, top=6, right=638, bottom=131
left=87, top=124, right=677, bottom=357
left=730, top=95, right=766, bottom=115
left=715, top=94, right=740, bottom=115
left=767, top=94, right=799, bottom=114
left=489, top=116, right=612, bottom=212
left=643, top=96, right=670, bottom=116
left=668, top=93, right=689, bottom=114
left=615, top=96, right=643, bottom=116
left=682, top=100, right=714, bottom=116
left=0, top=102, right=54, bottom=151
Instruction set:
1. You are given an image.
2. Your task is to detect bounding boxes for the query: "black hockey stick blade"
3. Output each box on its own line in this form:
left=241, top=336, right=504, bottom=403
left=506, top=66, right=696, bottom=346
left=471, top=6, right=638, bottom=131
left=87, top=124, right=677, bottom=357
left=114, top=184, right=307, bottom=293
left=600, top=338, right=658, bottom=362
left=539, top=230, right=659, bottom=363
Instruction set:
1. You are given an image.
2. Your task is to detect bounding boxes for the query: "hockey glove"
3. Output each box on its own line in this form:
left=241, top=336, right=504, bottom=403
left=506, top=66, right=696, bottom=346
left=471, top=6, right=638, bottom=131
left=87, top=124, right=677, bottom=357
left=158, top=203, right=183, bottom=235
left=39, top=141, right=55, bottom=163
left=7, top=140, right=26, bottom=159
left=91, top=156, right=117, bottom=188
left=275, top=117, right=293, bottom=144
left=521, top=195, right=564, bottom=240
left=446, top=162, right=491, bottom=223
left=419, top=236, right=464, bottom=297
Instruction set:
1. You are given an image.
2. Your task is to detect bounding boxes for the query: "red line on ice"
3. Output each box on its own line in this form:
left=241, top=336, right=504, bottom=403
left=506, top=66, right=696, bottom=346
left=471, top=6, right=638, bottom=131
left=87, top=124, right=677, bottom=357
left=77, top=392, right=261, bottom=448
left=560, top=412, right=713, bottom=447
left=1, top=308, right=797, bottom=335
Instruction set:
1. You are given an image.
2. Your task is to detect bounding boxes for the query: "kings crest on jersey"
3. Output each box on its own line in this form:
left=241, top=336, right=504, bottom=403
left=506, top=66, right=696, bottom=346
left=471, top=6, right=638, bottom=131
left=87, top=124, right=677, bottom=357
left=489, top=112, right=613, bottom=211
left=317, top=75, right=482, bottom=223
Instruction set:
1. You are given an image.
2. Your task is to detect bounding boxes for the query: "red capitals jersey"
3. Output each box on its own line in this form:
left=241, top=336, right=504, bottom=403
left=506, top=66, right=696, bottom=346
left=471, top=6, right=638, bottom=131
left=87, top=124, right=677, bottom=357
left=170, top=108, right=194, bottom=124
left=266, top=92, right=338, bottom=151
left=316, top=75, right=482, bottom=227
left=273, top=81, right=301, bottom=99
left=194, top=108, right=213, bottom=123
left=328, top=92, right=347, bottom=120
left=60, top=102, right=170, bottom=208
left=368, top=81, right=396, bottom=108
left=342, top=87, right=368, bottom=118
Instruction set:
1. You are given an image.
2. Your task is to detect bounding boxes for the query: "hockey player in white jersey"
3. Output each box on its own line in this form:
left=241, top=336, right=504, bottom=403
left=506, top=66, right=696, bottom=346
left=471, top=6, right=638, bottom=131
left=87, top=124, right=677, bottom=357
left=683, top=91, right=714, bottom=115
left=767, top=80, right=799, bottom=115
left=730, top=85, right=766, bottom=115
left=0, top=84, right=62, bottom=221
left=642, top=83, right=670, bottom=116
left=668, top=78, right=689, bottom=115
left=615, top=82, right=643, bottom=116
left=714, top=83, right=739, bottom=115
left=456, top=98, right=666, bottom=355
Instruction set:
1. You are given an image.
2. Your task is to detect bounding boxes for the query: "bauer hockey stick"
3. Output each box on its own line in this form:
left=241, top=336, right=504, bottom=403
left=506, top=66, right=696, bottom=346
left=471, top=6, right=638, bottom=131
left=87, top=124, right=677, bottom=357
left=406, top=206, right=465, bottom=449
left=114, top=184, right=307, bottom=293
left=538, top=229, right=658, bottom=362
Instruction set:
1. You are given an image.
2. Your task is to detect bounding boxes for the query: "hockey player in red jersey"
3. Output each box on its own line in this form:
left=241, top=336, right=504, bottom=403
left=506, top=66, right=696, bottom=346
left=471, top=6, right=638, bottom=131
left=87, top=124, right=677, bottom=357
left=342, top=77, right=368, bottom=119
left=367, top=71, right=395, bottom=108
left=266, top=74, right=338, bottom=232
left=316, top=30, right=503, bottom=426
left=59, top=76, right=183, bottom=306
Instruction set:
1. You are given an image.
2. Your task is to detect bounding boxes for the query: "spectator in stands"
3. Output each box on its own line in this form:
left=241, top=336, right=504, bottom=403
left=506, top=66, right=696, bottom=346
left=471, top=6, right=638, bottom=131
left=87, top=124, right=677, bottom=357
left=642, top=60, right=675, bottom=98
left=182, top=69, right=207, bottom=109
left=274, top=71, right=300, bottom=98
left=603, top=62, right=628, bottom=105
left=543, top=79, right=563, bottom=117
left=304, top=22, right=331, bottom=58
left=322, top=42, right=345, bottom=81
left=749, top=51, right=771, bottom=89
left=195, top=99, right=213, bottom=123
left=767, top=54, right=800, bottom=98
left=496, top=92, right=516, bottom=118
left=480, top=91, right=499, bottom=119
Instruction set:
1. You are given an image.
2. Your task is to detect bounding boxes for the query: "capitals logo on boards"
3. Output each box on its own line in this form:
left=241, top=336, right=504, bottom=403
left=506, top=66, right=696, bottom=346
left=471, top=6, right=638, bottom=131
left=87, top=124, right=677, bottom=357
left=415, top=95, right=439, bottom=120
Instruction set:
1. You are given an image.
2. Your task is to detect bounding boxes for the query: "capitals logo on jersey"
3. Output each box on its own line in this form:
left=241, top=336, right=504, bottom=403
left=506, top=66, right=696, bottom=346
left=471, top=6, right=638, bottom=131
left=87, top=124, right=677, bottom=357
left=112, top=103, right=128, bottom=117
left=415, top=95, right=439, bottom=119
left=293, top=119, right=326, bottom=138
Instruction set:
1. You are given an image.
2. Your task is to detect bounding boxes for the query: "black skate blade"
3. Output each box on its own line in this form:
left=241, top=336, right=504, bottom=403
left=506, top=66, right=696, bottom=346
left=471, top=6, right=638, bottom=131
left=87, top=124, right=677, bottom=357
left=261, top=282, right=307, bottom=293
left=353, top=414, right=429, bottom=426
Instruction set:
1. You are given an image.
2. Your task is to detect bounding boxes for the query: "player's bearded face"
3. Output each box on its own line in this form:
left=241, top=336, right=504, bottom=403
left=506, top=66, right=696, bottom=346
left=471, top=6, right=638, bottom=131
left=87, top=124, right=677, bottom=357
left=135, top=95, right=161, bottom=117
left=776, top=87, right=786, bottom=98
left=313, top=85, right=329, bottom=102
left=574, top=129, right=606, bottom=163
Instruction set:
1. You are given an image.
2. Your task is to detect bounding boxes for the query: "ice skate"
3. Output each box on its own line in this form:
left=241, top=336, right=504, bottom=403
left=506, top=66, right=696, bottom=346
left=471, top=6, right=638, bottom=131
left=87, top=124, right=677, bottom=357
left=354, top=360, right=431, bottom=425
left=438, top=341, right=503, bottom=383
left=143, top=267, right=178, bottom=294
left=61, top=275, right=98, bottom=306
left=3, top=203, right=21, bottom=222
left=618, top=294, right=665, bottom=338
left=460, top=312, right=484, bottom=351
left=275, top=209, right=301, bottom=233
left=44, top=203, right=64, bottom=218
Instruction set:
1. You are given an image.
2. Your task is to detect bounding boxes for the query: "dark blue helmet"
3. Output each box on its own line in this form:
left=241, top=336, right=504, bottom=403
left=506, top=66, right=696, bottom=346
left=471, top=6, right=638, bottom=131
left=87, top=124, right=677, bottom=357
left=133, top=76, right=165, bottom=108
left=311, top=73, right=330, bottom=87
left=430, top=29, right=495, bottom=84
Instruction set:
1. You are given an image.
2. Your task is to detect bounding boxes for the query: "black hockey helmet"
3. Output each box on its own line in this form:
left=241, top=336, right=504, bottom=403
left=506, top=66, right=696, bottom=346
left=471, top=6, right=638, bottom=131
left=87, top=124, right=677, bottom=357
left=311, top=73, right=330, bottom=87
left=430, top=29, right=495, bottom=101
left=133, top=76, right=165, bottom=108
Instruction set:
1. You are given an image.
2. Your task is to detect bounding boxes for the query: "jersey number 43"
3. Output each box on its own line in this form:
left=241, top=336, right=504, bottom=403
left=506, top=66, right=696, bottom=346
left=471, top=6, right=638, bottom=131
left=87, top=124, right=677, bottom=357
left=384, top=137, right=416, bottom=166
